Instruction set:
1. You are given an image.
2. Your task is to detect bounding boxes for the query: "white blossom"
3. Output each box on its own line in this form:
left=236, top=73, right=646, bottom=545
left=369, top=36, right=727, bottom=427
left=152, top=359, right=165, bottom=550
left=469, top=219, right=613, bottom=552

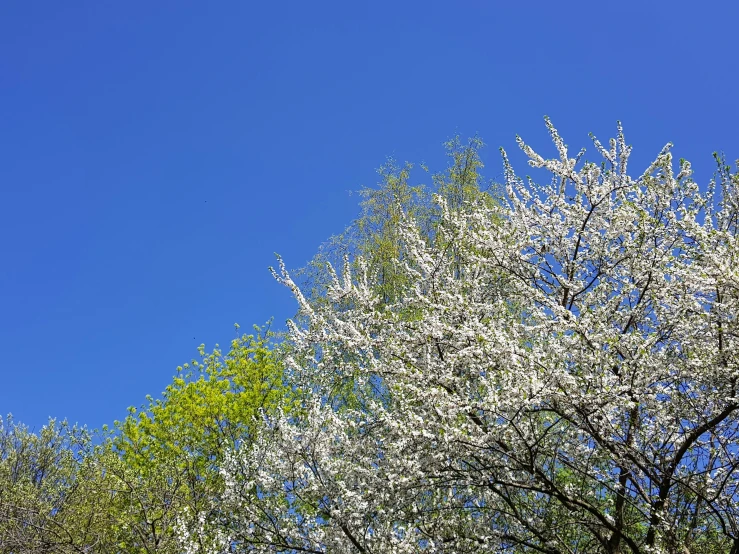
left=185, top=121, right=739, bottom=554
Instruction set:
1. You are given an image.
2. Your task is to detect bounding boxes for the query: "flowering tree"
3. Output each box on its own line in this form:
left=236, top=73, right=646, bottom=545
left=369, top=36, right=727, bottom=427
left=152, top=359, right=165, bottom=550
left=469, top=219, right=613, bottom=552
left=189, top=121, right=739, bottom=554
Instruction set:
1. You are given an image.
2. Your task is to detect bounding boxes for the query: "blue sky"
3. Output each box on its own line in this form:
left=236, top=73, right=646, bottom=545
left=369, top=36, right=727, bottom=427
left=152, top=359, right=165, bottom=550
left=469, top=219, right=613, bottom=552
left=1, top=1, right=737, bottom=432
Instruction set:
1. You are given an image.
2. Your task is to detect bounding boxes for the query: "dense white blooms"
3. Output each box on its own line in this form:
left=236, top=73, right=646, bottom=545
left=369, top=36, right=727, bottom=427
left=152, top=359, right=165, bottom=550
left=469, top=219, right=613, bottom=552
left=184, top=122, right=739, bottom=554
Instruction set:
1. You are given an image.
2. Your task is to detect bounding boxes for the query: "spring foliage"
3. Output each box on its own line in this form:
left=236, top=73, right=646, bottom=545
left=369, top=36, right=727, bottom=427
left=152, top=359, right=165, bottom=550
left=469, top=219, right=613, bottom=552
left=2, top=120, right=738, bottom=554
left=1, top=328, right=285, bottom=553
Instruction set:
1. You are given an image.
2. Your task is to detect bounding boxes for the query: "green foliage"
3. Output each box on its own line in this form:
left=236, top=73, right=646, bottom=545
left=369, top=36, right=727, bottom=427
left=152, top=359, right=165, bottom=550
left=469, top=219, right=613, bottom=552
left=106, top=325, right=286, bottom=553
left=0, top=325, right=287, bottom=553
left=0, top=417, right=117, bottom=553
left=297, top=135, right=499, bottom=308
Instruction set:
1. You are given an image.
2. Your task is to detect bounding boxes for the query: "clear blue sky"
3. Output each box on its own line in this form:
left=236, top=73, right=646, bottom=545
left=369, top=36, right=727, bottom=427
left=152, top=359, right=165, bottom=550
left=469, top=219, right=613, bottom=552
left=1, top=1, right=737, bottom=432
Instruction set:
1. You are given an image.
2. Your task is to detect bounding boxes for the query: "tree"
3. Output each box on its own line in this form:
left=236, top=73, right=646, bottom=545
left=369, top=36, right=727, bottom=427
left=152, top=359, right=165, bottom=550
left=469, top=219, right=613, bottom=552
left=189, top=120, right=739, bottom=554
left=288, top=137, right=501, bottom=413
left=0, top=328, right=287, bottom=554
left=0, top=416, right=117, bottom=553
left=296, top=135, right=497, bottom=308
left=106, top=326, right=286, bottom=554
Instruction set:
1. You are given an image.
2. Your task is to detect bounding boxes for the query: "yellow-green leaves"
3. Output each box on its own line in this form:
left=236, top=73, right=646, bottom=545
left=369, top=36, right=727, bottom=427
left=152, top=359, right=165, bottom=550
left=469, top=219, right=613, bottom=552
left=106, top=324, right=286, bottom=553
left=0, top=417, right=118, bottom=553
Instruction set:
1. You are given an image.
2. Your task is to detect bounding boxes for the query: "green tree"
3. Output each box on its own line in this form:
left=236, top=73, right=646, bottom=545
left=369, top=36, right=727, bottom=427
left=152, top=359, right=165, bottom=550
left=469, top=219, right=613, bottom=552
left=297, top=135, right=498, bottom=308
left=105, top=325, right=286, bottom=553
left=0, top=416, right=117, bottom=553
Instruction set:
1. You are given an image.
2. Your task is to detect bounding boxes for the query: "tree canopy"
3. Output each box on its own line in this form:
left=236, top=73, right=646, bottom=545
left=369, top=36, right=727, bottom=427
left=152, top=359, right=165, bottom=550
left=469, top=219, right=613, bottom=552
left=2, top=120, right=738, bottom=554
